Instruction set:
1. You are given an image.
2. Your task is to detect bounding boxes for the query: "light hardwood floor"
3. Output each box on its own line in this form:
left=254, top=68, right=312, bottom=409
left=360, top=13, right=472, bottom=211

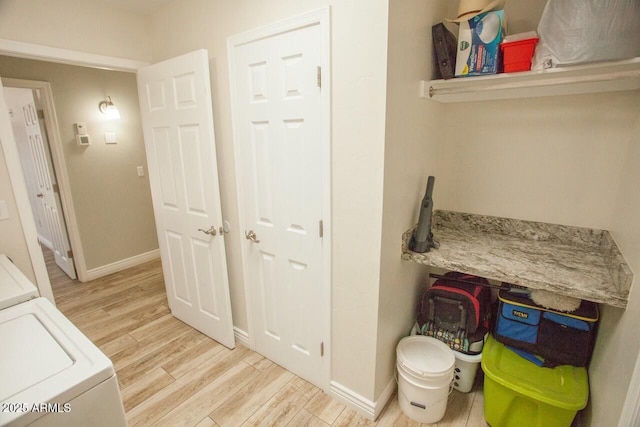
left=44, top=248, right=487, bottom=426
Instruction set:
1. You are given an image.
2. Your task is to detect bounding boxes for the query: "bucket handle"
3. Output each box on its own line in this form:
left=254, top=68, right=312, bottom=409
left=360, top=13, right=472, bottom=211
left=394, top=369, right=454, bottom=411
left=396, top=382, right=453, bottom=412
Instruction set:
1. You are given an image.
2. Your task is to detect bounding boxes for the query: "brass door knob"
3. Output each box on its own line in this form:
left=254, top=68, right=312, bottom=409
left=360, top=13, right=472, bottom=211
left=245, top=230, right=260, bottom=243
left=198, top=226, right=217, bottom=236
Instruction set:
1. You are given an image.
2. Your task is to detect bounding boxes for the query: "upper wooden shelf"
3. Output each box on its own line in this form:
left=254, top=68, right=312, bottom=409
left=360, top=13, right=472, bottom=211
left=421, top=57, right=640, bottom=103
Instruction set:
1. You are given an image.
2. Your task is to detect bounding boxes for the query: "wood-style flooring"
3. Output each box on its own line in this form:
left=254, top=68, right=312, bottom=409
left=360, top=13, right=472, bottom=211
left=44, top=248, right=487, bottom=426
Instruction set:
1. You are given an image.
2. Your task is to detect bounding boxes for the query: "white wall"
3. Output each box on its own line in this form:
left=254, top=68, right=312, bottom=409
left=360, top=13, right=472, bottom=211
left=375, top=0, right=449, bottom=400
left=586, top=99, right=640, bottom=427
left=0, top=0, right=151, bottom=62
left=148, top=0, right=390, bottom=401
left=436, top=92, right=637, bottom=228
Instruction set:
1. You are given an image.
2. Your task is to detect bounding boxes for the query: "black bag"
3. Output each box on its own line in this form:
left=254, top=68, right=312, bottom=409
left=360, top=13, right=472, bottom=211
left=432, top=23, right=457, bottom=80
left=416, top=272, right=492, bottom=354
left=494, top=289, right=599, bottom=367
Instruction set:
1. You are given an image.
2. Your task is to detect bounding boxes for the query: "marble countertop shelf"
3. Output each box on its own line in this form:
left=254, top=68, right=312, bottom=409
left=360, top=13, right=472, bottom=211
left=402, top=210, right=633, bottom=309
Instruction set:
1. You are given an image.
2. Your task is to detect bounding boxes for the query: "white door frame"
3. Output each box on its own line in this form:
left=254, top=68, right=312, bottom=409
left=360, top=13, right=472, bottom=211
left=227, top=7, right=332, bottom=390
left=0, top=42, right=149, bottom=289
left=0, top=39, right=148, bottom=72
left=2, top=78, right=82, bottom=280
left=0, top=79, right=53, bottom=301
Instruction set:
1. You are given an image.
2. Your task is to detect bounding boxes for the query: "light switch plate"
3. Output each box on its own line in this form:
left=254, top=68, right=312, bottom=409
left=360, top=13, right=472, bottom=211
left=104, top=132, right=117, bottom=144
left=137, top=166, right=144, bottom=177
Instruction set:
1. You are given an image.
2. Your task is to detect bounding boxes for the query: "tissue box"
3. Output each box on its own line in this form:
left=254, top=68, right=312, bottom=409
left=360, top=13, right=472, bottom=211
left=455, top=10, right=503, bottom=77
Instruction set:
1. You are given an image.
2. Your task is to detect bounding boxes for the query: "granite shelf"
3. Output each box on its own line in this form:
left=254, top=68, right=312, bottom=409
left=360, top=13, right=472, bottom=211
left=402, top=210, right=633, bottom=309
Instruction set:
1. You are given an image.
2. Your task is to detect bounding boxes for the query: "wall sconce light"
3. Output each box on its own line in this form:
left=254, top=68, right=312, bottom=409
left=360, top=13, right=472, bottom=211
left=98, top=96, right=121, bottom=120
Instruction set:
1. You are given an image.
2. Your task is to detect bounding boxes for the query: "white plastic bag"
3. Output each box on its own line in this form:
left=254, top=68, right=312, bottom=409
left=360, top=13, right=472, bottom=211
left=532, top=0, right=640, bottom=70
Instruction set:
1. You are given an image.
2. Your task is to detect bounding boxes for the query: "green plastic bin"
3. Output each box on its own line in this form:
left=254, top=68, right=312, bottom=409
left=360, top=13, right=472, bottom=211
left=481, top=335, right=588, bottom=427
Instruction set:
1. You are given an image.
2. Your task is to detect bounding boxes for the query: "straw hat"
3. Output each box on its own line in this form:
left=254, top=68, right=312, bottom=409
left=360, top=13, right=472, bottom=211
left=446, top=0, right=505, bottom=23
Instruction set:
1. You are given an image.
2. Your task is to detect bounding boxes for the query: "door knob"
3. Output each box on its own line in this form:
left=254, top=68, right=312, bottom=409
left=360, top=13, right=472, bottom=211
left=245, top=230, right=260, bottom=243
left=198, top=226, right=217, bottom=236
left=36, top=193, right=44, bottom=198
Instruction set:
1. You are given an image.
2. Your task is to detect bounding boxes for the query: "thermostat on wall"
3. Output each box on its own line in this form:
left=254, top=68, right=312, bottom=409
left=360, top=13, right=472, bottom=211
left=74, top=122, right=87, bottom=135
left=74, top=122, right=90, bottom=146
left=76, top=134, right=91, bottom=146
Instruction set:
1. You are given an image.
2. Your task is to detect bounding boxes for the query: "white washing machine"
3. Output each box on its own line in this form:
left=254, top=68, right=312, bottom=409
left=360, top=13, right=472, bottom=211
left=0, top=255, right=127, bottom=427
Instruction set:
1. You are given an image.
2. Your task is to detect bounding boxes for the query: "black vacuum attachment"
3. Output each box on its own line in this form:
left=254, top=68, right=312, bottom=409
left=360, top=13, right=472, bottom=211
left=409, top=176, right=439, bottom=253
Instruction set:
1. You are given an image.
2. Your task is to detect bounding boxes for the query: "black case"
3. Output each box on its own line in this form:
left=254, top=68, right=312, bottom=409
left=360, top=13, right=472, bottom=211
left=432, top=23, right=457, bottom=80
left=494, top=289, right=599, bottom=367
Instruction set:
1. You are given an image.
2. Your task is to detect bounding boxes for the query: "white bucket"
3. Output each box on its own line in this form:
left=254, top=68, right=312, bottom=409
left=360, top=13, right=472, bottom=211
left=396, top=336, right=455, bottom=423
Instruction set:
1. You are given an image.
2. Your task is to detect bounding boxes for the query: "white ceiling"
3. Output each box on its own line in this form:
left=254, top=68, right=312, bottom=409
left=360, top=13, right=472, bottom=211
left=102, top=0, right=175, bottom=16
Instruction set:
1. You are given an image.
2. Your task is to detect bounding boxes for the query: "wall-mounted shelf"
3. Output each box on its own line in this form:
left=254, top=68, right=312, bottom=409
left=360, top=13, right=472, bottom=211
left=402, top=210, right=633, bottom=309
left=421, top=57, right=640, bottom=103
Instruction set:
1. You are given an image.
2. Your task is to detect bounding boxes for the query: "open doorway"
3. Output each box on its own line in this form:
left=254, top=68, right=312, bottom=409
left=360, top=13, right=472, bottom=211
left=0, top=53, right=158, bottom=290
left=3, top=83, right=76, bottom=280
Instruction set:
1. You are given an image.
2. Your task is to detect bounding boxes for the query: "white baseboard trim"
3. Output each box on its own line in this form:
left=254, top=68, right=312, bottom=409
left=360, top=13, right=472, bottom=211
left=234, top=327, right=250, bottom=348
left=375, top=378, right=397, bottom=418
left=329, top=379, right=396, bottom=421
left=38, top=236, right=53, bottom=251
left=85, top=249, right=160, bottom=281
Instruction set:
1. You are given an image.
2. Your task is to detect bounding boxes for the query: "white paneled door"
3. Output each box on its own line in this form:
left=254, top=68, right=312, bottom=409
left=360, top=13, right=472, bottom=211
left=137, top=50, right=235, bottom=349
left=230, top=16, right=327, bottom=387
left=18, top=92, right=76, bottom=279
